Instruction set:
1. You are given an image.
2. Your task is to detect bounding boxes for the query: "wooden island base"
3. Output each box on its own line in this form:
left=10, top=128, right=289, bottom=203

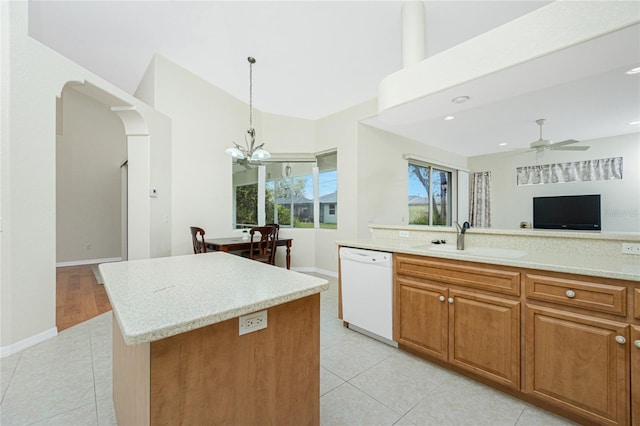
left=113, top=294, right=320, bottom=425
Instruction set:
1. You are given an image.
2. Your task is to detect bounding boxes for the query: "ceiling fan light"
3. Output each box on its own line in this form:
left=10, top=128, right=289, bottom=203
left=225, top=147, right=245, bottom=159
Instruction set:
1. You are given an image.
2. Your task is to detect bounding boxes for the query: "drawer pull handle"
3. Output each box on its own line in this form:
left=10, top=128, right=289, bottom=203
left=448, top=297, right=454, bottom=304
left=615, top=335, right=626, bottom=344
left=635, top=340, right=640, bottom=349
left=565, top=290, right=576, bottom=298
left=439, top=295, right=445, bottom=302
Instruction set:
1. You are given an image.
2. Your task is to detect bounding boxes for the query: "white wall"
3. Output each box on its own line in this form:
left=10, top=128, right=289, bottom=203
left=313, top=99, right=377, bottom=273
left=141, top=55, right=320, bottom=269
left=467, top=133, right=640, bottom=232
left=140, top=55, right=245, bottom=255
left=356, top=124, right=468, bottom=238
left=1, top=2, right=171, bottom=354
left=56, top=86, right=126, bottom=263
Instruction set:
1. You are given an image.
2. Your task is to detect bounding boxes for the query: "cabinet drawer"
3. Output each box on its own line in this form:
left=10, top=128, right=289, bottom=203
left=525, top=274, right=626, bottom=316
left=635, top=289, right=640, bottom=319
left=395, top=254, right=520, bottom=296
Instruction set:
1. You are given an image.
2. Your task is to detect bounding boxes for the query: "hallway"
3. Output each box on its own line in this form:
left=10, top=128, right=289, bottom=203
left=56, top=265, right=112, bottom=332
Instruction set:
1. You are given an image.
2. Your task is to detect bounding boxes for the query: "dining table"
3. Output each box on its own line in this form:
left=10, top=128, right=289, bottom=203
left=205, top=236, right=293, bottom=269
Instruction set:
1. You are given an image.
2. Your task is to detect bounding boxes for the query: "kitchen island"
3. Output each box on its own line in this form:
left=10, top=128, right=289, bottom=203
left=99, top=252, right=328, bottom=426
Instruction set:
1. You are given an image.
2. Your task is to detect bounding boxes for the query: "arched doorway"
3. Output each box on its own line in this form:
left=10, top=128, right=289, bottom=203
left=55, top=81, right=150, bottom=330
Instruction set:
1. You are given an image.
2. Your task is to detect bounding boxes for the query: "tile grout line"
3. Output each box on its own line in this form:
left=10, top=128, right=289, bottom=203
left=88, top=322, right=100, bottom=425
left=0, top=351, right=23, bottom=406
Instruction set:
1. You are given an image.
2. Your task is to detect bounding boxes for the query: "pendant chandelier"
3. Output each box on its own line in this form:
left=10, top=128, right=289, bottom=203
left=225, top=57, right=271, bottom=162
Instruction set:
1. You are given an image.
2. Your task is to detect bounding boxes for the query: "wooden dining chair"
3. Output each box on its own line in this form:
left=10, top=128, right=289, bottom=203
left=247, top=225, right=277, bottom=265
left=190, top=226, right=207, bottom=254
left=265, top=223, right=280, bottom=240
left=264, top=223, right=281, bottom=261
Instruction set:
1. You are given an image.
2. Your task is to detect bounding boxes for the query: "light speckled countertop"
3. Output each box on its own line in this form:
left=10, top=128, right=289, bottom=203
left=99, top=252, right=329, bottom=345
left=337, top=238, right=640, bottom=283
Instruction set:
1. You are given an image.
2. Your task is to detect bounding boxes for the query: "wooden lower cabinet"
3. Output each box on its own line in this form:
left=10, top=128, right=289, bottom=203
left=395, top=277, right=448, bottom=361
left=449, top=289, right=520, bottom=389
left=632, top=326, right=640, bottom=426
left=391, top=253, right=639, bottom=425
left=525, top=304, right=630, bottom=426
left=395, top=276, right=520, bottom=389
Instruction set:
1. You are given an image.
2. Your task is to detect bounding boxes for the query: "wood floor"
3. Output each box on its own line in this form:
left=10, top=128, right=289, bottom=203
left=56, top=265, right=112, bottom=331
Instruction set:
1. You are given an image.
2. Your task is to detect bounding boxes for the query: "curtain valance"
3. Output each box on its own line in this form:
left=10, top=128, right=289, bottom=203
left=516, top=157, right=622, bottom=186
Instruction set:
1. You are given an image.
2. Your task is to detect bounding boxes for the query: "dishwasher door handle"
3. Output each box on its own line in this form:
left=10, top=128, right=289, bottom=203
left=340, top=248, right=391, bottom=265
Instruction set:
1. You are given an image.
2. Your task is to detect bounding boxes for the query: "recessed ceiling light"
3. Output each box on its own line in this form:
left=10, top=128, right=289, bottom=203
left=625, top=67, right=640, bottom=75
left=451, top=96, right=470, bottom=104
left=444, top=115, right=455, bottom=121
left=628, top=120, right=640, bottom=125
left=498, top=142, right=508, bottom=146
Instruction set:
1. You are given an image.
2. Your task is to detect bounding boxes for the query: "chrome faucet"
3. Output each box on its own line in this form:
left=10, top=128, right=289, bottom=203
left=455, top=221, right=470, bottom=250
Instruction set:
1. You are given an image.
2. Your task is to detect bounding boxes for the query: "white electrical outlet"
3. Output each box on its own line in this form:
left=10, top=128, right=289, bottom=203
left=622, top=243, right=640, bottom=255
left=399, top=231, right=410, bottom=238
left=239, top=310, right=267, bottom=335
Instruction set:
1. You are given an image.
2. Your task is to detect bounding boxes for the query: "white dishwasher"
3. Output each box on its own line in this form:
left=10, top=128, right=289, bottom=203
left=339, top=247, right=394, bottom=343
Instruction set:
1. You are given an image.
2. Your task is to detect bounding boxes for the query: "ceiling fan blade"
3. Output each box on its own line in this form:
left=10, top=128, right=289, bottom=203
left=550, top=145, right=590, bottom=151
left=498, top=148, right=535, bottom=158
left=549, top=139, right=580, bottom=147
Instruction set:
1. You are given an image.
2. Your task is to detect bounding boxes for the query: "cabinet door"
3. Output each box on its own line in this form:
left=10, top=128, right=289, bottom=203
left=632, top=325, right=640, bottom=426
left=448, top=289, right=521, bottom=389
left=525, top=305, right=630, bottom=426
left=395, top=276, right=448, bottom=361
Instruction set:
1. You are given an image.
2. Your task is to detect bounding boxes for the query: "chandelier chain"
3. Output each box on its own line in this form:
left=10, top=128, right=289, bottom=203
left=249, top=57, right=254, bottom=129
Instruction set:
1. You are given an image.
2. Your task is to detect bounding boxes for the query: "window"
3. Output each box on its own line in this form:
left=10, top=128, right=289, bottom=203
left=318, top=152, right=337, bottom=229
left=232, top=165, right=259, bottom=228
left=408, top=162, right=452, bottom=226
left=232, top=151, right=337, bottom=229
left=265, top=162, right=315, bottom=228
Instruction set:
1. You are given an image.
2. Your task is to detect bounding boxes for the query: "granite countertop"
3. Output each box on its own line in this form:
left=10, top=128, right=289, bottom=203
left=99, top=252, right=329, bottom=345
left=337, top=238, right=640, bottom=283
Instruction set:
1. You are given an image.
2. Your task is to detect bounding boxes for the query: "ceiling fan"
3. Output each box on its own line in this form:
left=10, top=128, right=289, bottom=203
left=528, top=118, right=589, bottom=152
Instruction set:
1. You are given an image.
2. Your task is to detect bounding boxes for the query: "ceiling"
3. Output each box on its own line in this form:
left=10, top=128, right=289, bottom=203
left=28, top=1, right=639, bottom=157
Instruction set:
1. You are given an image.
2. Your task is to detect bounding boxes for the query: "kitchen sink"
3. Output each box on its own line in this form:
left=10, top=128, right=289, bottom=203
left=420, top=244, right=527, bottom=259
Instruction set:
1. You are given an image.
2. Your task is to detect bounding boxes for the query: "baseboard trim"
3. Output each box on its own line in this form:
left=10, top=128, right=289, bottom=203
left=290, top=267, right=337, bottom=278
left=0, top=327, right=58, bottom=358
left=56, top=257, right=122, bottom=267
left=314, top=267, right=338, bottom=278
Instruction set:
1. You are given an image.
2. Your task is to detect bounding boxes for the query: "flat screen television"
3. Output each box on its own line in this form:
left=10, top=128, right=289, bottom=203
left=533, top=194, right=601, bottom=230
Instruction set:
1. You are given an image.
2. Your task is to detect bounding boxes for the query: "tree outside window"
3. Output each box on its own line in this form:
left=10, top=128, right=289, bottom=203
left=266, top=164, right=314, bottom=228
left=232, top=163, right=259, bottom=229
left=408, top=162, right=452, bottom=226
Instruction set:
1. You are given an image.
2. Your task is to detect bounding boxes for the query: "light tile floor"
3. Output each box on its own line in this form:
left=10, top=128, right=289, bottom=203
left=1, top=273, right=576, bottom=425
